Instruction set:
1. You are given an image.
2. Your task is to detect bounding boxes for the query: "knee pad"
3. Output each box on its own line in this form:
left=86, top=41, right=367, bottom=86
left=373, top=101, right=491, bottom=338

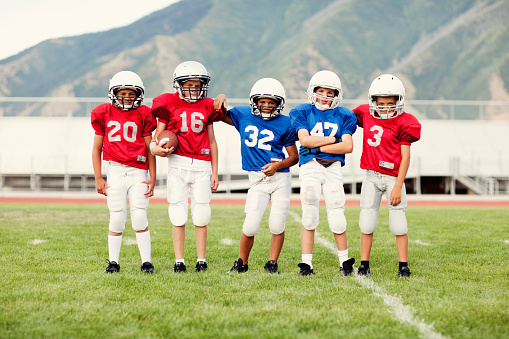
left=301, top=180, right=321, bottom=230
left=129, top=186, right=149, bottom=231
left=192, top=203, right=211, bottom=227
left=242, top=214, right=261, bottom=237
left=327, top=207, right=346, bottom=234
left=109, top=210, right=126, bottom=233
left=359, top=179, right=381, bottom=234
left=389, top=208, right=408, bottom=236
left=268, top=198, right=289, bottom=235
left=169, top=203, right=188, bottom=226
left=130, top=208, right=148, bottom=231
left=107, top=187, right=126, bottom=233
left=359, top=208, right=378, bottom=234
left=268, top=214, right=286, bottom=235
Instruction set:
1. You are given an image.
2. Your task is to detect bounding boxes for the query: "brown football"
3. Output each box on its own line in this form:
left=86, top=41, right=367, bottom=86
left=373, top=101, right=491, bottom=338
left=156, top=130, right=179, bottom=150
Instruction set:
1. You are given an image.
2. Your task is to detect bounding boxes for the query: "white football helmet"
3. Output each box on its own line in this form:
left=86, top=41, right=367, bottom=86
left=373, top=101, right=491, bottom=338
left=368, top=74, right=405, bottom=119
left=249, top=78, right=286, bottom=120
left=173, top=61, right=210, bottom=102
left=306, top=70, right=343, bottom=111
left=108, top=71, right=144, bottom=111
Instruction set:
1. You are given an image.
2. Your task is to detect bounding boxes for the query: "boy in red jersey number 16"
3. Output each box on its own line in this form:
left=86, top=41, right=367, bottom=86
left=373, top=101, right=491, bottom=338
left=91, top=71, right=157, bottom=274
left=352, top=74, right=421, bottom=278
left=150, top=61, right=222, bottom=273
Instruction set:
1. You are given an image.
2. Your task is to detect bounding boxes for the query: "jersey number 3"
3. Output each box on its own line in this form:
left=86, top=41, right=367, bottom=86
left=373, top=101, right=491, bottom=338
left=245, top=126, right=274, bottom=151
left=367, top=125, right=383, bottom=147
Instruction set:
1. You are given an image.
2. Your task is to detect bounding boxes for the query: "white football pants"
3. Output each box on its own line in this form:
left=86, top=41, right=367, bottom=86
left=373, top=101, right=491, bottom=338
left=359, top=170, right=408, bottom=236
left=242, top=171, right=291, bottom=237
left=167, top=167, right=212, bottom=227
left=106, top=162, right=149, bottom=233
left=299, top=159, right=346, bottom=234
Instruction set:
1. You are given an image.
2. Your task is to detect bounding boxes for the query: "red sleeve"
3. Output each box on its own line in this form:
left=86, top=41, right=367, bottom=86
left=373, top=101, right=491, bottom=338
left=140, top=106, right=157, bottom=137
left=204, top=98, right=223, bottom=125
left=399, top=113, right=421, bottom=145
left=353, top=104, right=369, bottom=128
left=151, top=93, right=171, bottom=124
left=90, top=103, right=108, bottom=136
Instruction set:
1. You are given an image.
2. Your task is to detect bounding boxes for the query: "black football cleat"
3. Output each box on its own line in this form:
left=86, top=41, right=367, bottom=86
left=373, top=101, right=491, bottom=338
left=398, top=266, right=411, bottom=277
left=140, top=261, right=155, bottom=274
left=104, top=260, right=120, bottom=274
left=298, top=263, right=314, bottom=276
left=357, top=264, right=371, bottom=276
left=228, top=258, right=248, bottom=273
left=195, top=261, right=208, bottom=272
left=264, top=260, right=279, bottom=274
left=173, top=262, right=187, bottom=273
left=340, top=258, right=355, bottom=276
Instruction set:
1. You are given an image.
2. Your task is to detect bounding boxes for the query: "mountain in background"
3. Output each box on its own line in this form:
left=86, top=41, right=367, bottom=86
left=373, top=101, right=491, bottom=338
left=0, top=0, right=508, bottom=119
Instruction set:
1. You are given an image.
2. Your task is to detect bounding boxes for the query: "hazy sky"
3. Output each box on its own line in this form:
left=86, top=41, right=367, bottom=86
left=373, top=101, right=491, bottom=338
left=0, top=0, right=179, bottom=60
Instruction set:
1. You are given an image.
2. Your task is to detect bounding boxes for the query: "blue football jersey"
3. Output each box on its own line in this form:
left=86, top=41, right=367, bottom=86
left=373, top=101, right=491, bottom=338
left=289, top=103, right=357, bottom=166
left=228, top=106, right=298, bottom=172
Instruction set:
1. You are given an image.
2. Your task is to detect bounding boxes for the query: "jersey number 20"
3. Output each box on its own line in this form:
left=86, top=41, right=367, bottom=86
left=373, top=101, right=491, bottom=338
left=244, top=126, right=274, bottom=151
left=107, top=121, right=137, bottom=142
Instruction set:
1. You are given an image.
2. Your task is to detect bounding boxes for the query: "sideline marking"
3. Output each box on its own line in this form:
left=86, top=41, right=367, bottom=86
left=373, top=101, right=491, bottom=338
left=124, top=238, right=137, bottom=245
left=415, top=240, right=431, bottom=246
left=220, top=238, right=234, bottom=245
left=288, top=210, right=447, bottom=339
left=28, top=239, right=47, bottom=245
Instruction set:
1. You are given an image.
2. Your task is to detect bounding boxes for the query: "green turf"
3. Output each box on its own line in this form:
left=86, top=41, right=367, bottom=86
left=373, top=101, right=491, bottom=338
left=0, top=203, right=508, bottom=338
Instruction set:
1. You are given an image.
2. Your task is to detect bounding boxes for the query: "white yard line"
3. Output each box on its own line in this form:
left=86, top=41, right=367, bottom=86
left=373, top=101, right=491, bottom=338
left=288, top=210, right=447, bottom=339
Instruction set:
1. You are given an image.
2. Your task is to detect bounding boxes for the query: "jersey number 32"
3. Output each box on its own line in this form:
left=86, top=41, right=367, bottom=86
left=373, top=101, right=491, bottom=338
left=244, top=125, right=273, bottom=151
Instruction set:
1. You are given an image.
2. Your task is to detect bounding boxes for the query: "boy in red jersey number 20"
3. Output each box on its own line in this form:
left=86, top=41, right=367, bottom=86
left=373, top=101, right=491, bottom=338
left=91, top=71, right=157, bottom=274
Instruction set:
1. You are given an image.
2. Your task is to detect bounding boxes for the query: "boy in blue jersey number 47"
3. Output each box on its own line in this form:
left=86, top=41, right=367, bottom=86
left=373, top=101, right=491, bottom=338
left=289, top=70, right=357, bottom=276
left=214, top=78, right=299, bottom=274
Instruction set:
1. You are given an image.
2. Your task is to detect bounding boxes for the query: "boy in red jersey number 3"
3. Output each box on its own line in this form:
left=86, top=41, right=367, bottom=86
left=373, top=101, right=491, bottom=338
left=352, top=74, right=421, bottom=277
left=92, top=71, right=157, bottom=274
left=151, top=61, right=221, bottom=273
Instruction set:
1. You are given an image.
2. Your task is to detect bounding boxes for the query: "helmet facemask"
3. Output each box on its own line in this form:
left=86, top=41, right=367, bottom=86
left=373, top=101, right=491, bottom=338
left=306, top=87, right=342, bottom=111
left=306, top=71, right=343, bottom=111
left=174, top=77, right=210, bottom=103
left=108, top=71, right=145, bottom=111
left=249, top=78, right=286, bottom=120
left=250, top=96, right=283, bottom=120
left=369, top=95, right=404, bottom=119
left=368, top=74, right=405, bottom=119
left=110, top=87, right=144, bottom=111
left=172, top=61, right=211, bottom=103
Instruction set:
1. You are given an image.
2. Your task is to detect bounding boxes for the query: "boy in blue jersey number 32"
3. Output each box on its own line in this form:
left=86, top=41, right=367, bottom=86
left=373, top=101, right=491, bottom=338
left=289, top=70, right=357, bottom=276
left=215, top=78, right=299, bottom=274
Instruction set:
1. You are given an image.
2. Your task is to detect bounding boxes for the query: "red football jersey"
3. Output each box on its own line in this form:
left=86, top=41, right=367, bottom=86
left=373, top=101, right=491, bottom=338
left=91, top=103, right=156, bottom=170
left=353, top=104, right=421, bottom=177
left=151, top=92, right=223, bottom=161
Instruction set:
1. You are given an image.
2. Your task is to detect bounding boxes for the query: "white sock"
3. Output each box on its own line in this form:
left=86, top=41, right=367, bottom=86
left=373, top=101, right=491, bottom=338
left=108, top=234, right=122, bottom=263
left=197, top=258, right=206, bottom=263
left=136, top=230, right=151, bottom=263
left=302, top=254, right=313, bottom=268
left=338, top=249, right=349, bottom=267
left=176, top=259, right=185, bottom=264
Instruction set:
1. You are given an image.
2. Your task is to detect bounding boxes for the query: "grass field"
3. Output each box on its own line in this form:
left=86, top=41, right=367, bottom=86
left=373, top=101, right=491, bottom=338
left=1, top=202, right=508, bottom=338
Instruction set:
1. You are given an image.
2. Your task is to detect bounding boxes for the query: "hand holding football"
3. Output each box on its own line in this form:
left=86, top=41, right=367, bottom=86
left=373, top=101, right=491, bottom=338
left=156, top=130, right=178, bottom=150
